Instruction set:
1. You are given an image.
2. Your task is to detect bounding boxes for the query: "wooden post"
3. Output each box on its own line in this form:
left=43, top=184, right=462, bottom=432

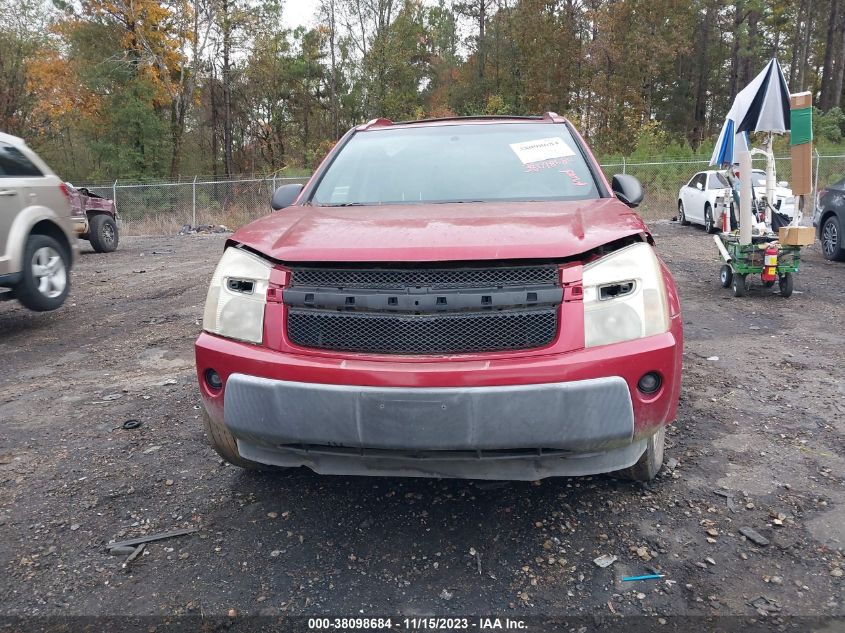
left=790, top=91, right=813, bottom=223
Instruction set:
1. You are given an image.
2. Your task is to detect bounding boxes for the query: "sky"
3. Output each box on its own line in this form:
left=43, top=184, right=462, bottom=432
left=282, top=0, right=318, bottom=30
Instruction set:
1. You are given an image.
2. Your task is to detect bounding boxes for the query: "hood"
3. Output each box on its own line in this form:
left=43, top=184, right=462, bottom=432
left=231, top=199, right=649, bottom=263
left=753, top=185, right=793, bottom=198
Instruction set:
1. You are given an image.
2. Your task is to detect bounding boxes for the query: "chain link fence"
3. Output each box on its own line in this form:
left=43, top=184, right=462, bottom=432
left=82, top=154, right=845, bottom=236
left=82, top=176, right=310, bottom=236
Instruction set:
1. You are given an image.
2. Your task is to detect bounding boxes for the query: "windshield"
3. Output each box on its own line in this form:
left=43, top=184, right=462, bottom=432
left=311, top=122, right=600, bottom=206
left=751, top=172, right=767, bottom=187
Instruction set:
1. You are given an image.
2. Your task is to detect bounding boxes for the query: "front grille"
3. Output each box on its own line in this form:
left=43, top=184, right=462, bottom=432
left=286, top=307, right=557, bottom=354
left=290, top=265, right=558, bottom=289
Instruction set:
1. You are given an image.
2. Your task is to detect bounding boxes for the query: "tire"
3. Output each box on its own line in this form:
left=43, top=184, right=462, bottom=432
left=704, top=204, right=718, bottom=234
left=678, top=201, right=690, bottom=226
left=201, top=409, right=268, bottom=470
left=820, top=215, right=845, bottom=261
left=732, top=273, right=747, bottom=297
left=616, top=427, right=665, bottom=482
left=88, top=214, right=119, bottom=253
left=720, top=264, right=733, bottom=288
left=15, top=234, right=71, bottom=312
left=778, top=273, right=793, bottom=298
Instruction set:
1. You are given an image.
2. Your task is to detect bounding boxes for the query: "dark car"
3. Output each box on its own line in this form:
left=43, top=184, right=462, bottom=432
left=814, top=177, right=845, bottom=261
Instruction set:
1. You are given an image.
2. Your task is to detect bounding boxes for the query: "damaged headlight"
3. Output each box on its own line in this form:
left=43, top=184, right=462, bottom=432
left=582, top=242, right=669, bottom=348
left=203, top=247, right=272, bottom=344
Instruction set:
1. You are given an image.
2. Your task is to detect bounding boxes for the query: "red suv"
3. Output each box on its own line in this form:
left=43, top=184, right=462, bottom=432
left=195, top=114, right=682, bottom=481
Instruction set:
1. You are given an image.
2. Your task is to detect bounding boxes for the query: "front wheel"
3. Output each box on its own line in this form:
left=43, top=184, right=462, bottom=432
left=720, top=264, right=733, bottom=288
left=678, top=201, right=690, bottom=226
left=779, top=273, right=794, bottom=298
left=704, top=205, right=718, bottom=233
left=820, top=216, right=845, bottom=261
left=732, top=273, right=747, bottom=297
left=88, top=214, right=119, bottom=253
left=615, top=427, right=665, bottom=482
left=15, top=234, right=71, bottom=311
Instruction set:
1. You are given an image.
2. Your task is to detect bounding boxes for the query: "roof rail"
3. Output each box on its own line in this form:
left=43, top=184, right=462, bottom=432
left=359, top=118, right=394, bottom=130
left=542, top=112, right=566, bottom=123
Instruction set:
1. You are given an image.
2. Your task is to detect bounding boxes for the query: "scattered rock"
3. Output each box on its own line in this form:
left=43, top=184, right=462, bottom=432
left=593, top=554, right=617, bottom=568
left=70, top=524, right=80, bottom=531
left=439, top=589, right=453, bottom=601
left=739, top=526, right=770, bottom=546
left=636, top=546, right=651, bottom=561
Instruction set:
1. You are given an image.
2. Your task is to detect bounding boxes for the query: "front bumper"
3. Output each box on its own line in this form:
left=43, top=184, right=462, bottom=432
left=224, top=374, right=640, bottom=479
left=196, top=313, right=681, bottom=479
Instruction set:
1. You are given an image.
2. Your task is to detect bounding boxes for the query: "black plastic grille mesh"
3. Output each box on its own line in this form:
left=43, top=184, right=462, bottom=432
left=290, top=266, right=558, bottom=289
left=287, top=307, right=557, bottom=354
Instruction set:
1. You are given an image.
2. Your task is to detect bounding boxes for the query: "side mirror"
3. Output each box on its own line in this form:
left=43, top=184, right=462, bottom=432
left=777, top=180, right=788, bottom=188
left=696, top=182, right=704, bottom=191
left=271, top=183, right=304, bottom=210
left=611, top=174, right=644, bottom=208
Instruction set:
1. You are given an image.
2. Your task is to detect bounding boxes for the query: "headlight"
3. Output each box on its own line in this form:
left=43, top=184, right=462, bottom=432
left=582, top=242, right=669, bottom=348
left=203, top=247, right=272, bottom=343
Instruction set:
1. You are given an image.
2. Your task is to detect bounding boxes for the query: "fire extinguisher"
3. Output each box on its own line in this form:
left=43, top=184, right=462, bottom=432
left=762, top=245, right=778, bottom=283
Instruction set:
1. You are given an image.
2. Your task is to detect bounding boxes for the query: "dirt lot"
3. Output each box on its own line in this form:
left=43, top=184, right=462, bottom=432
left=0, top=221, right=843, bottom=625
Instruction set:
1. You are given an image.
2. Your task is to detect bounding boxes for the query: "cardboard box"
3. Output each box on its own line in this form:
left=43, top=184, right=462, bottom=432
left=778, top=225, right=815, bottom=246
left=790, top=92, right=813, bottom=195
left=790, top=91, right=812, bottom=108
left=791, top=142, right=812, bottom=195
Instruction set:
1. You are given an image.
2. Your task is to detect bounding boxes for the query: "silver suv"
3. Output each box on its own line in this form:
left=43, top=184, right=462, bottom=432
left=0, top=132, right=76, bottom=311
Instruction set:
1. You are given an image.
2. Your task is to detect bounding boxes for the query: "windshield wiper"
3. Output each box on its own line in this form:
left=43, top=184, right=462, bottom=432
left=317, top=202, right=367, bottom=207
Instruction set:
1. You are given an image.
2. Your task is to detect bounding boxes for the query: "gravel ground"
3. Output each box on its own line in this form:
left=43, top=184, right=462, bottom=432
left=0, top=221, right=843, bottom=623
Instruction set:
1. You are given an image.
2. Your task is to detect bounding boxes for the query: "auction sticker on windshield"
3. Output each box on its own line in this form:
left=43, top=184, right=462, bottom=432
left=509, top=137, right=574, bottom=164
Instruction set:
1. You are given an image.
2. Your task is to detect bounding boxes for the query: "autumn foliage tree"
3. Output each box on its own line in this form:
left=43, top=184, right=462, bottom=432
left=1, top=0, right=843, bottom=181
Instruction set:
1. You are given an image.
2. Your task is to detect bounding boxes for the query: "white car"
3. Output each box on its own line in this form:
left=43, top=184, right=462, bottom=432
left=678, top=169, right=795, bottom=233
left=677, top=170, right=731, bottom=233
left=747, top=169, right=795, bottom=217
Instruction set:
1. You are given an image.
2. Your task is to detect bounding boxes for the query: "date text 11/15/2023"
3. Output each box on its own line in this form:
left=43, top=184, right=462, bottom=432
left=306, top=617, right=528, bottom=630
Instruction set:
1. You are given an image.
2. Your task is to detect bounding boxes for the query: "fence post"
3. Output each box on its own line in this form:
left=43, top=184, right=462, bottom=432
left=192, top=175, right=198, bottom=227
left=112, top=180, right=117, bottom=213
left=622, top=157, right=626, bottom=174
left=272, top=174, right=276, bottom=192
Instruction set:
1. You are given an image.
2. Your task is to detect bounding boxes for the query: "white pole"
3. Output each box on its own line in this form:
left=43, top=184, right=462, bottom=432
left=192, top=175, right=197, bottom=227
left=765, top=133, right=775, bottom=226
left=112, top=179, right=117, bottom=213
left=739, top=150, right=753, bottom=246
left=714, top=234, right=732, bottom=262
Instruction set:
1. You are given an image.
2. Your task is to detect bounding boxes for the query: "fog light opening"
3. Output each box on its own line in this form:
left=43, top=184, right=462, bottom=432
left=637, top=372, right=662, bottom=395
left=205, top=369, right=223, bottom=391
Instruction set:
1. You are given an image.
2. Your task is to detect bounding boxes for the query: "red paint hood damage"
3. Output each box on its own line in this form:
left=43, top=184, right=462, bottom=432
left=231, top=199, right=650, bottom=263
